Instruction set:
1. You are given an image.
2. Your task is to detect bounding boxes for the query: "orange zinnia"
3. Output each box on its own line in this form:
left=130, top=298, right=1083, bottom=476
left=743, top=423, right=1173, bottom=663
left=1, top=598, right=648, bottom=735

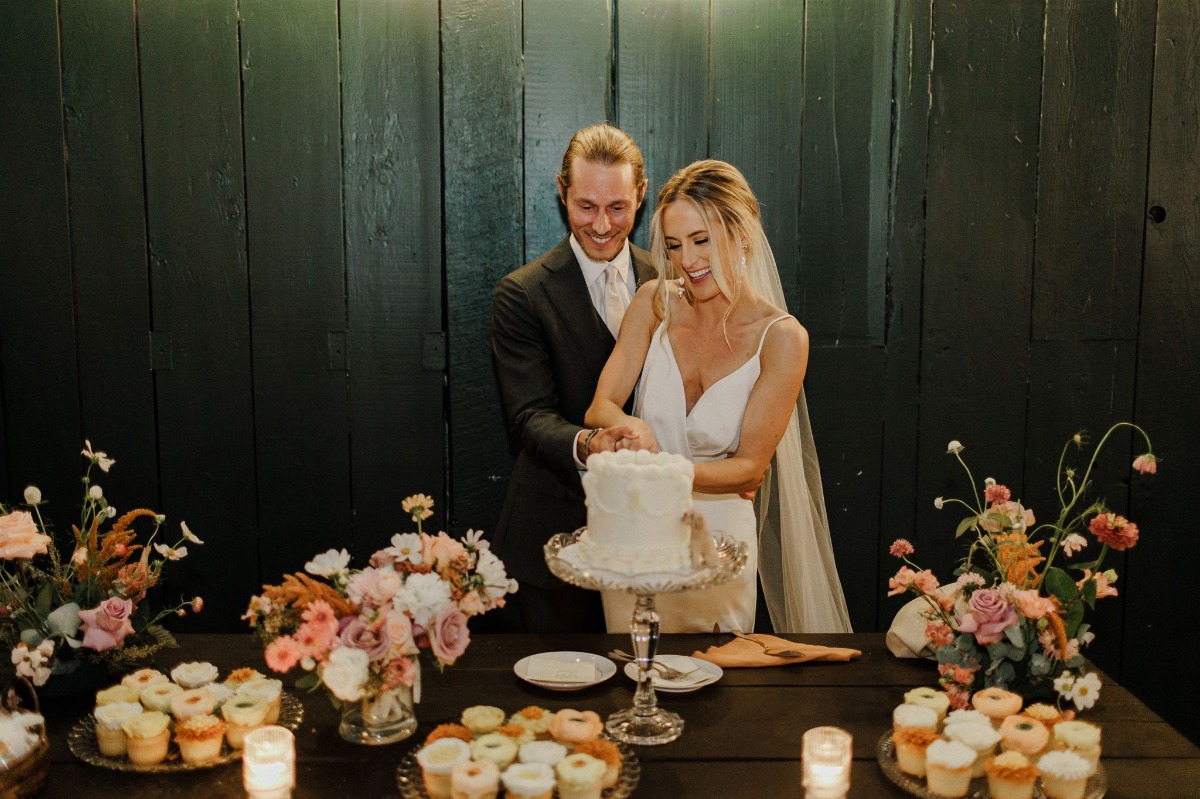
left=992, top=532, right=1046, bottom=588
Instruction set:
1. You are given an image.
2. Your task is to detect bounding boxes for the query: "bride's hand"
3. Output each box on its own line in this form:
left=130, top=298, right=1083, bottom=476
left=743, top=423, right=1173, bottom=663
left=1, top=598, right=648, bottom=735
left=613, top=418, right=659, bottom=453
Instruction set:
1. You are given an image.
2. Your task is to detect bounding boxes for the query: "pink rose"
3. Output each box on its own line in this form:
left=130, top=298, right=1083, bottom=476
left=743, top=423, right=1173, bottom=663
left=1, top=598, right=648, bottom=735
left=77, top=597, right=136, bottom=652
left=346, top=567, right=402, bottom=609
left=428, top=604, right=470, bottom=665
left=339, top=616, right=391, bottom=662
left=954, top=588, right=1018, bottom=645
left=0, top=511, right=52, bottom=560
left=383, top=608, right=419, bottom=658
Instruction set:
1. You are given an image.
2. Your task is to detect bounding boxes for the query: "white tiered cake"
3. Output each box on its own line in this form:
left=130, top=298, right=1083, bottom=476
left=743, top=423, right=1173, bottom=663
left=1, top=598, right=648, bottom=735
left=573, top=449, right=694, bottom=574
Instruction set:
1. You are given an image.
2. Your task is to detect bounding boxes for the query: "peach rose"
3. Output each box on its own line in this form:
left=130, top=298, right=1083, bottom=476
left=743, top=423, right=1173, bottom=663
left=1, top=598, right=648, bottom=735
left=0, top=511, right=51, bottom=560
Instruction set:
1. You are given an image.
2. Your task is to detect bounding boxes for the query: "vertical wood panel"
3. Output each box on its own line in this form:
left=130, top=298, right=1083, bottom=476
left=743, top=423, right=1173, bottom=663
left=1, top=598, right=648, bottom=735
left=443, top=0, right=522, bottom=534
left=617, top=0, right=708, bottom=246
left=1032, top=0, right=1155, bottom=341
left=138, top=0, right=256, bottom=631
left=523, top=0, right=612, bottom=259
left=798, top=0, right=893, bottom=346
left=342, top=0, right=444, bottom=547
left=59, top=0, right=158, bottom=504
left=914, top=2, right=1044, bottom=576
left=878, top=0, right=933, bottom=632
left=1130, top=0, right=1200, bottom=746
left=0, top=3, right=82, bottom=506
left=241, top=0, right=350, bottom=576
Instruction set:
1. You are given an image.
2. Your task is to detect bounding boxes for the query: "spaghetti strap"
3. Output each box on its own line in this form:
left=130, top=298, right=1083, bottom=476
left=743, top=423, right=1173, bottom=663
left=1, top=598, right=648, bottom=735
left=753, top=314, right=795, bottom=357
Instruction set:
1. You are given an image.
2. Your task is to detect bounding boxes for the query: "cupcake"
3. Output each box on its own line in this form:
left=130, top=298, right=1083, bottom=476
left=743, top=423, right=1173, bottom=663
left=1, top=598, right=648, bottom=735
left=236, top=678, right=283, bottom=724
left=122, top=668, right=169, bottom=692
left=925, top=738, right=976, bottom=798
left=139, top=682, right=183, bottom=713
left=1037, top=750, right=1091, bottom=799
left=221, top=695, right=270, bottom=749
left=944, top=722, right=1001, bottom=778
left=984, top=751, right=1038, bottom=799
left=93, top=701, right=143, bottom=757
left=170, top=661, right=219, bottom=689
left=1023, top=702, right=1071, bottom=727
left=999, top=714, right=1050, bottom=756
left=461, top=705, right=507, bottom=735
left=1052, top=720, right=1101, bottom=775
left=518, top=740, right=568, bottom=767
left=470, top=732, right=519, bottom=769
left=202, top=681, right=235, bottom=710
left=224, top=667, right=265, bottom=690
left=571, top=739, right=622, bottom=789
left=121, top=711, right=171, bottom=766
left=95, top=685, right=140, bottom=706
left=555, top=752, right=606, bottom=799
left=496, top=721, right=535, bottom=746
left=174, top=714, right=227, bottom=764
left=171, top=688, right=217, bottom=721
left=425, top=723, right=474, bottom=746
left=499, top=762, right=556, bottom=799
left=943, top=708, right=991, bottom=730
left=893, top=703, right=939, bottom=736
left=509, top=706, right=553, bottom=738
left=450, top=758, right=500, bottom=799
left=893, top=727, right=940, bottom=777
left=548, top=709, right=603, bottom=745
left=416, top=738, right=472, bottom=799
left=971, top=688, right=1023, bottom=725
left=904, top=687, right=951, bottom=723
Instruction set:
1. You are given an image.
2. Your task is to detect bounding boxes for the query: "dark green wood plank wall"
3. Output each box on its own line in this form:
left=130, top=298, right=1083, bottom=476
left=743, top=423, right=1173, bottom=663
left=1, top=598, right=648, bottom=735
left=1, top=0, right=1196, bottom=744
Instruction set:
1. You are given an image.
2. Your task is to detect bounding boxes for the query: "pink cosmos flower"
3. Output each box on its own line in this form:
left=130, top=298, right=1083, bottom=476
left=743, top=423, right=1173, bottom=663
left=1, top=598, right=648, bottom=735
left=887, top=566, right=918, bottom=597
left=1061, top=533, right=1088, bottom=557
left=1010, top=589, right=1056, bottom=620
left=984, top=483, right=1012, bottom=504
left=1089, top=513, right=1139, bottom=551
left=1132, top=454, right=1158, bottom=475
left=428, top=604, right=470, bottom=665
left=1078, top=569, right=1118, bottom=599
left=889, top=539, right=915, bottom=558
left=77, top=597, right=136, bottom=652
left=265, top=635, right=303, bottom=673
left=955, top=572, right=986, bottom=589
left=955, top=588, right=1019, bottom=645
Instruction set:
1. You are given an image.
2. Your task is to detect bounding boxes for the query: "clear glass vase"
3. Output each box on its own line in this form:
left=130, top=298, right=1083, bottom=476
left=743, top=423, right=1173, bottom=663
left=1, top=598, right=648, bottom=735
left=337, top=662, right=419, bottom=745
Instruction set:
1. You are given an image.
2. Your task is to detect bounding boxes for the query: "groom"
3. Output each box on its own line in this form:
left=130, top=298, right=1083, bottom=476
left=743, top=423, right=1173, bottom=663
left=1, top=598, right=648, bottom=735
left=491, top=124, right=655, bottom=633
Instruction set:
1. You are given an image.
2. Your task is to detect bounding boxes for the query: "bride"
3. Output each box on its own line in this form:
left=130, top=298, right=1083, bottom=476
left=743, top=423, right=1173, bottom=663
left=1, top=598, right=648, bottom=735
left=585, top=159, right=852, bottom=634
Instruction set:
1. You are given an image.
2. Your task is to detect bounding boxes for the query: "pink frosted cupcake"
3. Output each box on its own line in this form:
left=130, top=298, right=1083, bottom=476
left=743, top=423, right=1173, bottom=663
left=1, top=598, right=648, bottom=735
left=999, top=714, right=1050, bottom=756
left=925, top=738, right=976, bottom=798
left=971, top=688, right=1023, bottom=725
left=548, top=709, right=603, bottom=745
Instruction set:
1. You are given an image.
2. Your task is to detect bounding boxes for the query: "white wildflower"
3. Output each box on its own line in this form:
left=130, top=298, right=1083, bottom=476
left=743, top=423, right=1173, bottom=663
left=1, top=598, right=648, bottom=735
left=154, top=543, right=187, bottom=561
left=180, top=521, right=203, bottom=545
left=305, top=548, right=351, bottom=578
left=22, top=486, right=41, bottom=506
left=1065, top=671, right=1102, bottom=710
left=946, top=440, right=964, bottom=454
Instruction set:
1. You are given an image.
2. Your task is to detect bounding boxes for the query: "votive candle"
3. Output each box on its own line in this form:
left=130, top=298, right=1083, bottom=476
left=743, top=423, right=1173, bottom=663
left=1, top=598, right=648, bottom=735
left=802, top=726, right=852, bottom=799
left=243, top=725, right=295, bottom=799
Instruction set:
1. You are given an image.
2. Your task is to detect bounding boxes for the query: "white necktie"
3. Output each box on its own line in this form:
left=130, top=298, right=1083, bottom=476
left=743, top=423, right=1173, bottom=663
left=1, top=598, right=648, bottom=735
left=604, top=264, right=630, bottom=339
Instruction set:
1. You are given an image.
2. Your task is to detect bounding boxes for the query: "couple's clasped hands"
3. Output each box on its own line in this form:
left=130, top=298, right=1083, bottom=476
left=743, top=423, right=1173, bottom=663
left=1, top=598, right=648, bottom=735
left=592, top=418, right=659, bottom=454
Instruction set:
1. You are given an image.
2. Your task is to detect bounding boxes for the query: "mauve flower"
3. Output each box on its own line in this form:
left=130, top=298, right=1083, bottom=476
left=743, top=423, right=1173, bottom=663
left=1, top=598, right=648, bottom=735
left=889, top=538, right=914, bottom=558
left=954, top=588, right=1019, bottom=645
left=1089, top=512, right=1139, bottom=551
left=340, top=616, right=391, bottom=662
left=0, top=511, right=52, bottom=560
left=428, top=604, right=470, bottom=665
left=78, top=597, right=136, bottom=652
left=383, top=608, right=419, bottom=658
left=1132, top=454, right=1158, bottom=475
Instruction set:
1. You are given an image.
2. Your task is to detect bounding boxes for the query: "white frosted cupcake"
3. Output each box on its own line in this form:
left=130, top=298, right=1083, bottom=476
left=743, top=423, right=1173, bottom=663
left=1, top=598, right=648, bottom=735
left=1038, top=750, right=1091, bottom=799
left=944, top=722, right=1001, bottom=778
left=174, top=714, right=227, bottom=764
left=202, top=680, right=235, bottom=709
left=925, top=738, right=976, bottom=798
left=170, top=661, right=219, bottom=689
left=139, top=682, right=183, bottom=713
left=96, top=685, right=140, bottom=706
left=121, top=711, right=171, bottom=766
left=555, top=752, right=606, bottom=799
left=93, top=701, right=143, bottom=757
left=500, top=762, right=556, bottom=799
left=904, top=686, right=951, bottom=723
left=470, top=732, right=519, bottom=769
left=984, top=751, right=1038, bottom=799
left=518, top=740, right=568, bottom=766
left=236, top=678, right=283, bottom=724
left=1052, top=720, right=1101, bottom=775
left=171, top=688, right=217, bottom=721
left=450, top=758, right=500, bottom=799
left=893, top=703, right=939, bottom=736
left=122, top=668, right=169, bottom=692
left=220, top=695, right=270, bottom=749
left=416, top=738, right=472, bottom=799
left=461, top=705, right=506, bottom=735
left=943, top=708, right=991, bottom=730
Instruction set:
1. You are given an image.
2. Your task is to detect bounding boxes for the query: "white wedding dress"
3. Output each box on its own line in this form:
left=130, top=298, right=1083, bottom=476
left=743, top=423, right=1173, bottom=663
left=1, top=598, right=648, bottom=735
left=600, top=315, right=792, bottom=633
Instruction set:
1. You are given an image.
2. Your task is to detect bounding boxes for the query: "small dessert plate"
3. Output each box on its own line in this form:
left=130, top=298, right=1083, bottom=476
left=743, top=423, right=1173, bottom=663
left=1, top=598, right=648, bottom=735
left=514, top=651, right=617, bottom=691
left=622, top=655, right=722, bottom=693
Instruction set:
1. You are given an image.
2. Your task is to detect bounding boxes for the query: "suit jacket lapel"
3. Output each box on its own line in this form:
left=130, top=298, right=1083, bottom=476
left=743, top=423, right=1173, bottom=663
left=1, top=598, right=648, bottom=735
left=539, top=237, right=613, bottom=351
left=631, top=244, right=656, bottom=288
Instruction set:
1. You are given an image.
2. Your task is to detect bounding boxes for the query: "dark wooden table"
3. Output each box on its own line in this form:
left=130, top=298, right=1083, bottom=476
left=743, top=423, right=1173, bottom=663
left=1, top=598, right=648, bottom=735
left=36, top=633, right=1200, bottom=798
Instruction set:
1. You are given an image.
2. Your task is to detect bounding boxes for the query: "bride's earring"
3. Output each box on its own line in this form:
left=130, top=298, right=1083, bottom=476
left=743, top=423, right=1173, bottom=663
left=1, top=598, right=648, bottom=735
left=739, top=250, right=748, bottom=278
left=676, top=277, right=685, bottom=298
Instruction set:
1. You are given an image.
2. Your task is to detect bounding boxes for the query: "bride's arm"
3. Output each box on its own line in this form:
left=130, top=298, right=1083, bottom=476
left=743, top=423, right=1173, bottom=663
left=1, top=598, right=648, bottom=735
left=692, top=318, right=808, bottom=494
left=585, top=283, right=661, bottom=452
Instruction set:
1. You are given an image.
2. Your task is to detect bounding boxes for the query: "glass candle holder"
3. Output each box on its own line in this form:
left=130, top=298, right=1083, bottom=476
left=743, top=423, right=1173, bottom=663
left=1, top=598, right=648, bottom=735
left=802, top=726, right=852, bottom=799
left=243, top=725, right=296, bottom=799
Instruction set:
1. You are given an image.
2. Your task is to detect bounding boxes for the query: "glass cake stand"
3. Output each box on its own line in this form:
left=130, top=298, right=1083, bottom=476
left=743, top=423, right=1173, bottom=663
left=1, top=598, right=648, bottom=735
left=544, top=529, right=747, bottom=746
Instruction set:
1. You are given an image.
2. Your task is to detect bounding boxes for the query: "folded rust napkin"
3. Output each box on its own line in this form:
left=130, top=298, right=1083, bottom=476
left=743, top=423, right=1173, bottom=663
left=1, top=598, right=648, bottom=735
left=691, top=634, right=861, bottom=668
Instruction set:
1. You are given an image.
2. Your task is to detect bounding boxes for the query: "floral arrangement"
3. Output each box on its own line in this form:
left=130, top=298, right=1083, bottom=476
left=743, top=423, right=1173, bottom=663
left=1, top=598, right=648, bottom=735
left=244, top=494, right=517, bottom=706
left=0, top=441, right=203, bottom=688
left=887, top=423, right=1156, bottom=711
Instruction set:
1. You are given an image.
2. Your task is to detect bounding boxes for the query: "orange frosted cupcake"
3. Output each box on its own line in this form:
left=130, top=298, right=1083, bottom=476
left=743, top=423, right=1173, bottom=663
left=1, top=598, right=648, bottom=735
left=509, top=705, right=553, bottom=738
left=971, top=688, right=1023, bottom=725
left=894, top=727, right=941, bottom=777
left=425, top=723, right=473, bottom=746
left=547, top=709, right=603, bottom=745
left=496, top=721, right=535, bottom=746
left=1022, top=702, right=1071, bottom=727
left=572, top=738, right=622, bottom=789
left=174, top=714, right=227, bottom=764
left=984, top=751, right=1038, bottom=799
left=999, top=714, right=1050, bottom=756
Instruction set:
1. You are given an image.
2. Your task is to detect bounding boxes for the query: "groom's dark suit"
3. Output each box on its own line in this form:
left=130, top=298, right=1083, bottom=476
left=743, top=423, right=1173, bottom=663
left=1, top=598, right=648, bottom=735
left=491, top=236, right=655, bottom=632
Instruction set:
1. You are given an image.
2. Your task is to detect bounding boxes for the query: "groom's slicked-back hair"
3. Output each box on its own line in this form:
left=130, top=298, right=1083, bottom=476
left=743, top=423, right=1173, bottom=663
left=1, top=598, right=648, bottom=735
left=557, top=123, right=646, bottom=190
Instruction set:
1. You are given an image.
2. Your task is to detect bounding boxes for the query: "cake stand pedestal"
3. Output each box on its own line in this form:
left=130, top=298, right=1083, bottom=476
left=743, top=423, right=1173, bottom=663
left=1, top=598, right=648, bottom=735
left=544, top=529, right=747, bottom=746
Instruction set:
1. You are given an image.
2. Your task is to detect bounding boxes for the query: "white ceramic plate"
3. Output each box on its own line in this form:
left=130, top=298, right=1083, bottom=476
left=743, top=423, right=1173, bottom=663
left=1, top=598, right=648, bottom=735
left=622, top=655, right=723, bottom=693
left=513, top=651, right=617, bottom=691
